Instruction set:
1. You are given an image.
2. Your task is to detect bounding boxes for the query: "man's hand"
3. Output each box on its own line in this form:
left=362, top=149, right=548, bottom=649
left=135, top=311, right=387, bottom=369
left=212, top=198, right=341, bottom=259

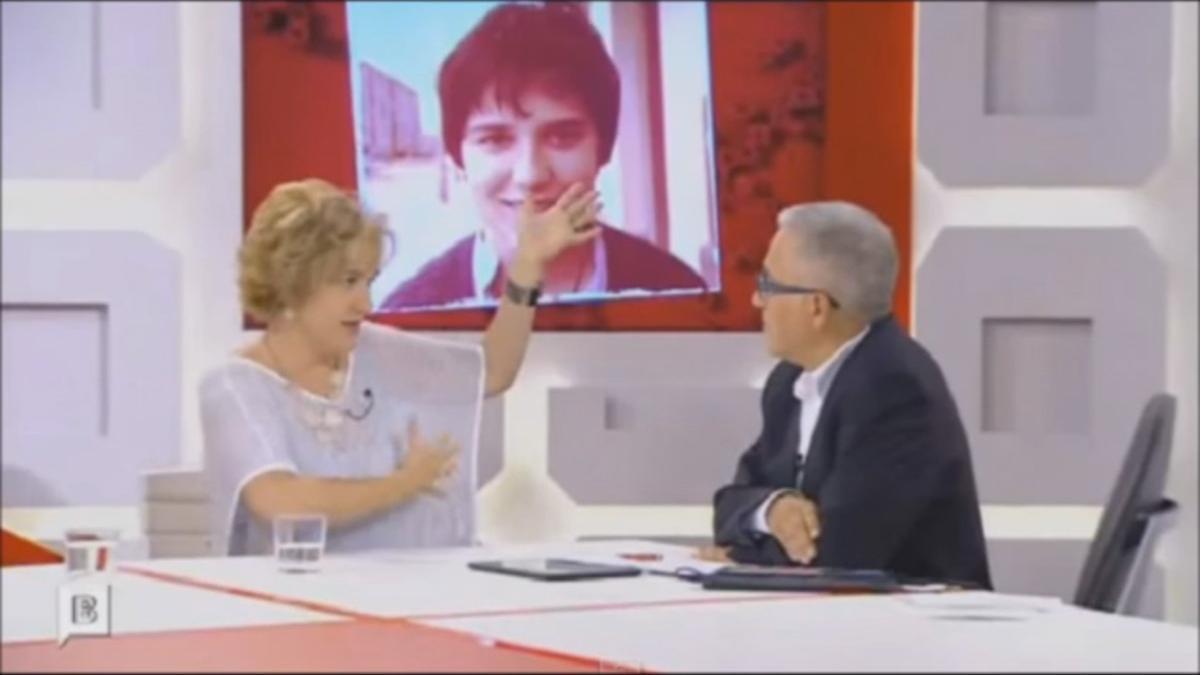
left=766, top=493, right=821, bottom=564
left=694, top=545, right=732, bottom=563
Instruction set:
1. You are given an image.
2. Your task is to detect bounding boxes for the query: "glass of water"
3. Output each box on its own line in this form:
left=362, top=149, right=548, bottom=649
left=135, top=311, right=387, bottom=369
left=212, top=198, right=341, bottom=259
left=273, top=514, right=326, bottom=573
left=64, top=528, right=119, bottom=579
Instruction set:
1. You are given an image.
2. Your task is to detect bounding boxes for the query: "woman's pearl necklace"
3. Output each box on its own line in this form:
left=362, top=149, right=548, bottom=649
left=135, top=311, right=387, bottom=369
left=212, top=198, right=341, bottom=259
left=264, top=336, right=350, bottom=449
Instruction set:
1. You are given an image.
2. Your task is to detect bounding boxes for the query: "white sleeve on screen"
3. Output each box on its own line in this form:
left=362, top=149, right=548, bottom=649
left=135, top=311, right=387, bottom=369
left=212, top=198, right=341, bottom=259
left=751, top=488, right=791, bottom=535
left=199, top=367, right=298, bottom=556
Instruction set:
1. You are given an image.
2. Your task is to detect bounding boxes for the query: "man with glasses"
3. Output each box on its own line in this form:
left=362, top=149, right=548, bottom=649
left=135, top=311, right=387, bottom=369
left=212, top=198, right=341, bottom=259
left=712, top=202, right=992, bottom=589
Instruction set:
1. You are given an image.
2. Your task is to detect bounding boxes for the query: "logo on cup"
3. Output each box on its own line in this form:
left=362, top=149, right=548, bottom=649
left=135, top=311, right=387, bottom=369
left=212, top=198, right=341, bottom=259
left=57, top=582, right=112, bottom=647
left=64, top=530, right=115, bottom=577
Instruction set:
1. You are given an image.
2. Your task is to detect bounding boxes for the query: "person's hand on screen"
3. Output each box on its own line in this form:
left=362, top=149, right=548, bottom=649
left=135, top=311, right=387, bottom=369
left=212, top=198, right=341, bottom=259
left=766, top=493, right=821, bottom=564
left=396, top=419, right=459, bottom=495
left=515, top=183, right=602, bottom=266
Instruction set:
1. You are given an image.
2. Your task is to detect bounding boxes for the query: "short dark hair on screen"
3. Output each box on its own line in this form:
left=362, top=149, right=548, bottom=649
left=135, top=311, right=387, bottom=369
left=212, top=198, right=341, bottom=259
left=438, top=2, right=621, bottom=168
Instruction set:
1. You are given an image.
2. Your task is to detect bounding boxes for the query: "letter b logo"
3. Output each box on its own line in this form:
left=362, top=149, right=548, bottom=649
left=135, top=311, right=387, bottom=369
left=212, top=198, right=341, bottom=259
left=71, top=595, right=98, bottom=625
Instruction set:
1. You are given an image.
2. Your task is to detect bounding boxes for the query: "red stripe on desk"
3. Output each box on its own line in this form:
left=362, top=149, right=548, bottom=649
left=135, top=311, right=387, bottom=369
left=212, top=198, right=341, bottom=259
left=115, top=563, right=837, bottom=672
left=121, top=562, right=819, bottom=623
left=406, top=591, right=816, bottom=621
left=118, top=565, right=387, bottom=623
left=117, top=564, right=646, bottom=671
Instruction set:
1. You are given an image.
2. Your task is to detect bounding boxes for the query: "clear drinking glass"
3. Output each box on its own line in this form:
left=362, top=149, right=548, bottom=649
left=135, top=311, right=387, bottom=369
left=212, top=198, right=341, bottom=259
left=273, top=514, right=327, bottom=573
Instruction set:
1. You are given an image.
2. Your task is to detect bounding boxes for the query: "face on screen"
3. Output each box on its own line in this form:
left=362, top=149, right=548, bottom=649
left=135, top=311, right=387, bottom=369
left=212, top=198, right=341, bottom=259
left=459, top=84, right=601, bottom=263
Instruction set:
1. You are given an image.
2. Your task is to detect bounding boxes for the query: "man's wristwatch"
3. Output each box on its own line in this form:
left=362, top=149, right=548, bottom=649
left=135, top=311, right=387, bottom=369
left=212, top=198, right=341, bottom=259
left=505, top=278, right=542, bottom=307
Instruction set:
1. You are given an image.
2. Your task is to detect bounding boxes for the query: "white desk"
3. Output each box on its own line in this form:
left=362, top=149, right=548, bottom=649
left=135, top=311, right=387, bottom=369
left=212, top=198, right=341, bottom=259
left=113, top=539, right=766, bottom=620
left=427, top=588, right=1198, bottom=672
left=3, top=540, right=1196, bottom=672
left=1, top=564, right=341, bottom=645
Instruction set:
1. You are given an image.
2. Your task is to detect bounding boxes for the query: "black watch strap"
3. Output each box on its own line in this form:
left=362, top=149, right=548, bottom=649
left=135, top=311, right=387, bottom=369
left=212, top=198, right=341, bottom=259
left=505, top=278, right=542, bottom=307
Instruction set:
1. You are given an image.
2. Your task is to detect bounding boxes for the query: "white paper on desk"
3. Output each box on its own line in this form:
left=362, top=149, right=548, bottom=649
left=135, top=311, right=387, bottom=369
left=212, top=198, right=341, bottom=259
left=896, top=591, right=1064, bottom=621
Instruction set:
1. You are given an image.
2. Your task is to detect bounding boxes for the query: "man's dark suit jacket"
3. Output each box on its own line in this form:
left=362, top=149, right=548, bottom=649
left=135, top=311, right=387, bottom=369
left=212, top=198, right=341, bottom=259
left=379, top=224, right=706, bottom=311
left=713, top=316, right=993, bottom=590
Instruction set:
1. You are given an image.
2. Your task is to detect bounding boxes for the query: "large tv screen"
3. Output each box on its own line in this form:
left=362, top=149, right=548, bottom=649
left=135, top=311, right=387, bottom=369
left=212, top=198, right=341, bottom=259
left=346, top=2, right=719, bottom=314
left=242, top=1, right=913, bottom=331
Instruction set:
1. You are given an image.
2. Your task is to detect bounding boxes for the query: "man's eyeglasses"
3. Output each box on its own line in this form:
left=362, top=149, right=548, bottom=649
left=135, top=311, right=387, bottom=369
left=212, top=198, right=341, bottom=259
left=756, top=270, right=840, bottom=308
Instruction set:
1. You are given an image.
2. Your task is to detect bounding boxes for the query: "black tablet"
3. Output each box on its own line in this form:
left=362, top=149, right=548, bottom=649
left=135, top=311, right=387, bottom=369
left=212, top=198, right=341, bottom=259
left=467, top=558, right=644, bottom=581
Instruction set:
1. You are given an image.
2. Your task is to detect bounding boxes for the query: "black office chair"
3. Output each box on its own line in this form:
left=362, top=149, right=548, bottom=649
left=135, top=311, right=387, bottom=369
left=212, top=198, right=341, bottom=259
left=1074, top=394, right=1178, bottom=615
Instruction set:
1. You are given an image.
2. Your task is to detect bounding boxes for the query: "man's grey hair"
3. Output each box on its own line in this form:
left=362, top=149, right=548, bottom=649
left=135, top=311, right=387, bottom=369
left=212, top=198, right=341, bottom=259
left=776, top=201, right=898, bottom=321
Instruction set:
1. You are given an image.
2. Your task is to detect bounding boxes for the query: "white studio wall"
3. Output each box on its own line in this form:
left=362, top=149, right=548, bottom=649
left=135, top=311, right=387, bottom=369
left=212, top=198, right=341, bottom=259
left=914, top=0, right=1197, bottom=625
left=1, top=1, right=1195, bottom=626
left=1, top=1, right=244, bottom=545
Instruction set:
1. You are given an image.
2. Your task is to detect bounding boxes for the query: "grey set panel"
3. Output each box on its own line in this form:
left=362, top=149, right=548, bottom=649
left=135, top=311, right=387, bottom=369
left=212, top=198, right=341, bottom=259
left=547, top=386, right=760, bottom=505
left=143, top=469, right=213, bottom=559
left=1, top=231, right=182, bottom=506
left=987, top=539, right=1165, bottom=619
left=0, top=1, right=181, bottom=179
left=918, top=2, right=1171, bottom=186
left=916, top=227, right=1166, bottom=504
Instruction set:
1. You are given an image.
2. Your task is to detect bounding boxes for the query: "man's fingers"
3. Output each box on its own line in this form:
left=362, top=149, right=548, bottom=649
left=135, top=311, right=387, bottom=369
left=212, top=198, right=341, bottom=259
left=779, top=519, right=809, bottom=543
left=800, top=501, right=821, bottom=539
left=788, top=540, right=816, bottom=565
left=782, top=537, right=808, bottom=564
left=778, top=506, right=806, bottom=532
left=779, top=524, right=815, bottom=564
left=797, top=535, right=815, bottom=563
left=776, top=495, right=819, bottom=539
left=694, top=545, right=731, bottom=563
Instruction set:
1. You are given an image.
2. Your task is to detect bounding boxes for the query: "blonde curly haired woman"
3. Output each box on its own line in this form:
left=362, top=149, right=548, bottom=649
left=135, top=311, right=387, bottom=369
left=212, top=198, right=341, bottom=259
left=202, top=178, right=599, bottom=555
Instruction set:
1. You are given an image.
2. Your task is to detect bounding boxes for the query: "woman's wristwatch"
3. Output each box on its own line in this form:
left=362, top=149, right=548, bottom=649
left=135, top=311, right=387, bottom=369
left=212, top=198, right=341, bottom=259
left=505, top=278, right=542, bottom=307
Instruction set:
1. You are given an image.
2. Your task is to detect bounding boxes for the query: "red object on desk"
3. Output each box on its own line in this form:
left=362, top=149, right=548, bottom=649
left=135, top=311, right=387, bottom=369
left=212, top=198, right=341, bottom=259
left=618, top=553, right=663, bottom=562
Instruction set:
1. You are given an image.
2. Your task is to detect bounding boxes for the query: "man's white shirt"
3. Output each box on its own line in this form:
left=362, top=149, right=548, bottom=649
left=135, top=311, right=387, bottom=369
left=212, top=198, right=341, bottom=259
left=751, top=327, right=869, bottom=533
